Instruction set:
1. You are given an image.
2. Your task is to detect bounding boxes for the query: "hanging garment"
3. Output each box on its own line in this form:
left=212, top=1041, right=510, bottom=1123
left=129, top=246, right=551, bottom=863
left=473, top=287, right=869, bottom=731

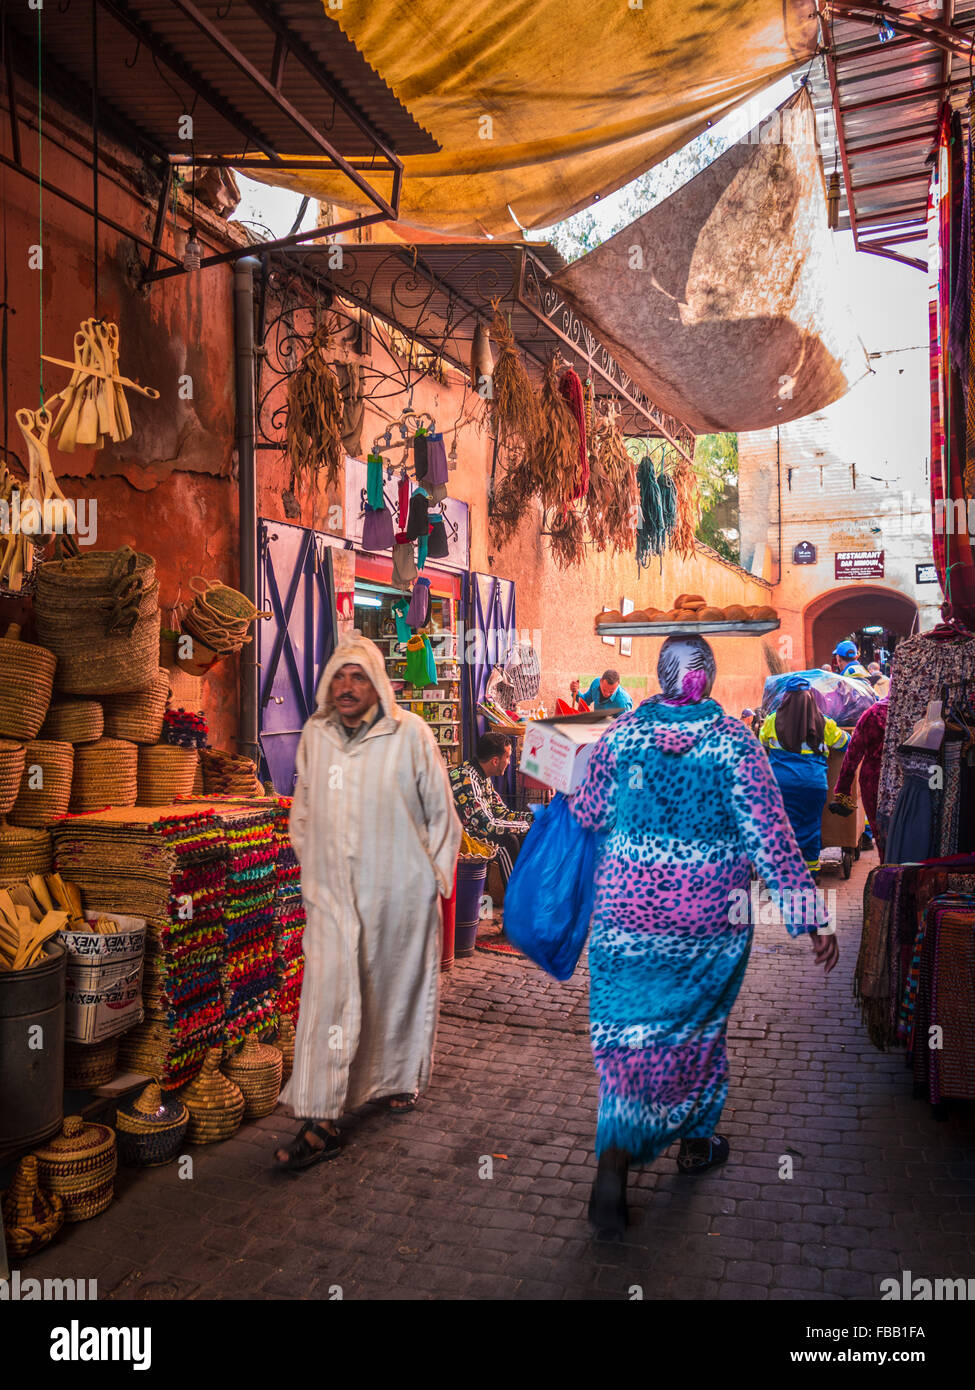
left=568, top=696, right=824, bottom=1167
left=413, top=433, right=429, bottom=481
left=426, top=512, right=449, bottom=559
left=886, top=746, right=940, bottom=866
left=876, top=630, right=975, bottom=834
left=397, top=475, right=411, bottom=531
left=424, top=433, right=449, bottom=486
left=417, top=530, right=430, bottom=571
left=404, top=633, right=437, bottom=687
left=366, top=454, right=385, bottom=510
left=392, top=535, right=418, bottom=589
left=421, top=636, right=437, bottom=685
left=391, top=597, right=411, bottom=645
left=940, top=736, right=964, bottom=857
left=405, top=489, right=430, bottom=541
left=281, top=633, right=461, bottom=1121
left=405, top=576, right=431, bottom=629
left=361, top=505, right=394, bottom=551
left=428, top=482, right=449, bottom=505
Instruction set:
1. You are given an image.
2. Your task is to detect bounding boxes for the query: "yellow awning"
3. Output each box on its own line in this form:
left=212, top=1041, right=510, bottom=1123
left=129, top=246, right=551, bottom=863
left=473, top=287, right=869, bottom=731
left=250, top=1, right=817, bottom=238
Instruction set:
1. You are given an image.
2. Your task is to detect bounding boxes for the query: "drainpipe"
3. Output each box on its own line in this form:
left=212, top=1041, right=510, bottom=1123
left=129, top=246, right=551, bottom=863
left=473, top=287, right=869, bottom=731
left=773, top=425, right=783, bottom=586
left=235, top=256, right=260, bottom=765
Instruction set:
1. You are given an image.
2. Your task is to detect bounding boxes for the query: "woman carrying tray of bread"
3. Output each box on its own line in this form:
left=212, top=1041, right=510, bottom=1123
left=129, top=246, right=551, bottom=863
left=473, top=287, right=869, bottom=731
left=569, top=635, right=837, bottom=1240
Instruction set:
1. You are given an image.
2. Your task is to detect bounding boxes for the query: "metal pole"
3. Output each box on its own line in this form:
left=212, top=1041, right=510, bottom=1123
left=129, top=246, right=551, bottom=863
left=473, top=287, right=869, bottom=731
left=235, top=255, right=260, bottom=765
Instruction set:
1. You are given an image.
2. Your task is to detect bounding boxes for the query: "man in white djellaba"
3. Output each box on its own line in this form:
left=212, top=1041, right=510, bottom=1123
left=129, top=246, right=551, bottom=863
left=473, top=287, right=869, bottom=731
left=274, top=631, right=461, bottom=1170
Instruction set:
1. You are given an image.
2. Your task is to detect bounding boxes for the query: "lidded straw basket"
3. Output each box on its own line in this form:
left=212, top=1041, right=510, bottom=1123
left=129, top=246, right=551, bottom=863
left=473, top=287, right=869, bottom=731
left=0, top=824, right=53, bottom=884
left=69, top=738, right=138, bottom=812
left=0, top=623, right=56, bottom=740
left=179, top=1048, right=245, bottom=1144
left=9, top=740, right=74, bottom=827
left=64, top=1036, right=119, bottom=1091
left=33, top=1114, right=117, bottom=1222
left=221, top=1037, right=283, bottom=1119
left=34, top=549, right=160, bottom=695
left=0, top=741, right=27, bottom=817
left=274, top=1015, right=296, bottom=1085
left=102, top=669, right=170, bottom=744
left=115, top=1082, right=189, bottom=1168
left=136, top=745, right=198, bottom=806
left=1, top=1155, right=65, bottom=1257
left=39, top=700, right=104, bottom=745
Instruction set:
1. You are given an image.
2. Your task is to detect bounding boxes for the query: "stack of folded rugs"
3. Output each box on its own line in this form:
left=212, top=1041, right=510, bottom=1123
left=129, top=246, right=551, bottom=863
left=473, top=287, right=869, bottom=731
left=271, top=799, right=304, bottom=1023
left=216, top=807, right=279, bottom=1046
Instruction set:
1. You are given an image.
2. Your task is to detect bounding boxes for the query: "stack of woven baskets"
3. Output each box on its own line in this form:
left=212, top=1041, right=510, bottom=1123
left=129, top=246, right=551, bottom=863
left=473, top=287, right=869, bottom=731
left=0, top=623, right=56, bottom=883
left=201, top=747, right=263, bottom=797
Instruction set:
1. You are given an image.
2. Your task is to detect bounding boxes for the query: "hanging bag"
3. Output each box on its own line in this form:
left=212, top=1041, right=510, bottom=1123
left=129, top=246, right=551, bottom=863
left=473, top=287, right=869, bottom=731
left=406, top=576, right=431, bottom=629
left=413, top=432, right=429, bottom=481
left=404, top=635, right=429, bottom=687
left=391, top=534, right=418, bottom=589
left=391, top=597, right=412, bottom=644
left=504, top=794, right=599, bottom=981
left=405, top=489, right=430, bottom=541
left=361, top=505, right=394, bottom=551
left=427, top=512, right=449, bottom=559
left=422, top=635, right=438, bottom=685
left=424, top=432, right=449, bottom=486
left=366, top=454, right=385, bottom=510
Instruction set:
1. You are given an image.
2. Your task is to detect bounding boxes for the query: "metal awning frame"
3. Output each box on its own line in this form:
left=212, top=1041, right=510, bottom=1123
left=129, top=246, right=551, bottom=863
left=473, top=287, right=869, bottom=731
left=254, top=242, right=697, bottom=458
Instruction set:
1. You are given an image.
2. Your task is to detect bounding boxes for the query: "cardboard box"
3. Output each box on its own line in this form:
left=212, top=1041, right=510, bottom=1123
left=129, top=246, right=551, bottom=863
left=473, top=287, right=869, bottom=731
left=518, top=712, right=615, bottom=794
left=59, top=913, right=147, bottom=1044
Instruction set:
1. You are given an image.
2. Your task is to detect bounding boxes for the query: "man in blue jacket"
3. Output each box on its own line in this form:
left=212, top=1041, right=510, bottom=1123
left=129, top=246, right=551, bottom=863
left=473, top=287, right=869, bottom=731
left=569, top=668, right=634, bottom=714
left=832, top=640, right=869, bottom=679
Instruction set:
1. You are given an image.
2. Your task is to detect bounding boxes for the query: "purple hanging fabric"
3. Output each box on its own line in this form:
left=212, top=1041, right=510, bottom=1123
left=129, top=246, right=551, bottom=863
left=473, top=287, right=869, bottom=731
left=361, top=505, right=394, bottom=551
left=424, top=433, right=448, bottom=486
left=406, top=576, right=431, bottom=628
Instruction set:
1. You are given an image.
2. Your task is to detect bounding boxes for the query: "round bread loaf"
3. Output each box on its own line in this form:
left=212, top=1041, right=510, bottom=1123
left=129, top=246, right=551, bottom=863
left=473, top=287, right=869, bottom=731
left=596, top=609, right=624, bottom=626
left=723, top=604, right=748, bottom=622
left=697, top=607, right=725, bottom=621
left=754, top=605, right=777, bottom=621
left=674, top=593, right=705, bottom=608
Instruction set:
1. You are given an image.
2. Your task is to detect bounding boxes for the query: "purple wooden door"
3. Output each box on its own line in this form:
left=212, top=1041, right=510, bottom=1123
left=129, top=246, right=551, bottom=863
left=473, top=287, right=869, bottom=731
left=258, top=520, right=338, bottom=794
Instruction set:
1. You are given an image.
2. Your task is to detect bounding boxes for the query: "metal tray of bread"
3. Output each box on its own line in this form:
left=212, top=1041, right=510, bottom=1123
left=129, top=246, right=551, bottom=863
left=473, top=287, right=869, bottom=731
left=594, top=620, right=780, bottom=637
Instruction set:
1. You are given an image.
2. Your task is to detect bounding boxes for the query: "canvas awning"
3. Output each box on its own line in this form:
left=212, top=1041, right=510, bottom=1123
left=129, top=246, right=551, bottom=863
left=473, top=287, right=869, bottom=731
left=248, top=0, right=818, bottom=238
left=548, top=89, right=870, bottom=434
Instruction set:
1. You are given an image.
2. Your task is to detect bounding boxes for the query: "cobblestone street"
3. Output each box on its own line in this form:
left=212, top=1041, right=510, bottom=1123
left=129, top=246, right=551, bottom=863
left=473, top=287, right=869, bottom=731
left=26, top=855, right=975, bottom=1301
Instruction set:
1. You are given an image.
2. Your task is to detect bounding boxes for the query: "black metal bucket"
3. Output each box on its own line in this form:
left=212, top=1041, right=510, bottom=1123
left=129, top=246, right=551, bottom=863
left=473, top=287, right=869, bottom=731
left=0, top=939, right=65, bottom=1155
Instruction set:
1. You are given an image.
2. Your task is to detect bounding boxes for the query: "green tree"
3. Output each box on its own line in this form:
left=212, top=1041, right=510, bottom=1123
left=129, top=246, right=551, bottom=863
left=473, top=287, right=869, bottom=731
left=693, top=433, right=739, bottom=564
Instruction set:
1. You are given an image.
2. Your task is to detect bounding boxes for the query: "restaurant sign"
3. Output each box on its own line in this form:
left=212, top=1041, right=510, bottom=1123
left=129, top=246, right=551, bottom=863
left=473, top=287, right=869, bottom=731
left=835, top=550, right=884, bottom=581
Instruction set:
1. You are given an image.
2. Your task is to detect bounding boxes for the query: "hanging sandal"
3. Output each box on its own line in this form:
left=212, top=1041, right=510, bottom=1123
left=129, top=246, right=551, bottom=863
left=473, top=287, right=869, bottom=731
left=588, top=1167, right=628, bottom=1241
left=676, top=1135, right=730, bottom=1176
left=386, top=1092, right=418, bottom=1115
left=273, top=1120, right=341, bottom=1171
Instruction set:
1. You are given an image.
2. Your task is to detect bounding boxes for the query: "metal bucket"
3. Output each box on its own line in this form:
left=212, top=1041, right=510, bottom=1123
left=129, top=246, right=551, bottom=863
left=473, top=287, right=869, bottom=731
left=0, top=940, right=66, bottom=1154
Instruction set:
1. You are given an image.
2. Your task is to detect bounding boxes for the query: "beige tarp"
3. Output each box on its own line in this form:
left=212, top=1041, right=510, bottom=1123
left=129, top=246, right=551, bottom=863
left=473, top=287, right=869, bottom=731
left=250, top=1, right=817, bottom=239
left=549, top=90, right=869, bottom=434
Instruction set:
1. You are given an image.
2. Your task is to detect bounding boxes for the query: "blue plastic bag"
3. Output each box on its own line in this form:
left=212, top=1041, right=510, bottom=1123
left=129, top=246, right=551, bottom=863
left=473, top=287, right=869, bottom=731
left=504, top=793, right=599, bottom=981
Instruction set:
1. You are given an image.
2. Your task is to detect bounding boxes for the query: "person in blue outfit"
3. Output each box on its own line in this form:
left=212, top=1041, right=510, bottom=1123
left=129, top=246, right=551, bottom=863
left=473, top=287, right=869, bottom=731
left=759, top=675, right=850, bottom=875
left=570, top=668, right=633, bottom=714
left=832, top=639, right=869, bottom=679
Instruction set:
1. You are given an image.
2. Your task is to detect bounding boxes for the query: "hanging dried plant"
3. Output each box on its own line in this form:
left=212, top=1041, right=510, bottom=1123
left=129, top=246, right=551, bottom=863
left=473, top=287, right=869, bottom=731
left=547, top=506, right=586, bottom=571
left=588, top=405, right=636, bottom=556
left=666, top=451, right=701, bottom=561
left=558, top=367, right=588, bottom=497
left=286, top=321, right=344, bottom=493
left=488, top=465, right=529, bottom=548
left=489, top=301, right=539, bottom=456
left=529, top=359, right=581, bottom=510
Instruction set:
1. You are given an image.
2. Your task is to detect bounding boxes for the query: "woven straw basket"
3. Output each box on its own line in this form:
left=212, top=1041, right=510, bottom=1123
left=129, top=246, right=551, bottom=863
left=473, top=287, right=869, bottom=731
left=39, top=700, right=104, bottom=745
left=1, top=1156, right=65, bottom=1258
left=64, top=1036, right=119, bottom=1090
left=180, top=1048, right=245, bottom=1144
left=0, top=823, right=53, bottom=884
left=9, top=740, right=74, bottom=827
left=221, top=1037, right=283, bottom=1119
left=0, top=624, right=56, bottom=741
left=0, top=741, right=27, bottom=817
left=115, top=1082, right=189, bottom=1168
left=274, top=1015, right=296, bottom=1085
left=34, top=1115, right=117, bottom=1222
left=35, top=550, right=161, bottom=695
left=136, top=745, right=197, bottom=806
left=102, top=669, right=170, bottom=744
left=69, top=738, right=138, bottom=812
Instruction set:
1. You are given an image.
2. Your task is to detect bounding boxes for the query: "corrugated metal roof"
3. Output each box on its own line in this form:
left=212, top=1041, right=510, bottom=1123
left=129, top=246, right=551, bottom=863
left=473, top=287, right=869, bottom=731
left=808, top=0, right=975, bottom=269
left=5, top=0, right=437, bottom=159
left=273, top=240, right=696, bottom=451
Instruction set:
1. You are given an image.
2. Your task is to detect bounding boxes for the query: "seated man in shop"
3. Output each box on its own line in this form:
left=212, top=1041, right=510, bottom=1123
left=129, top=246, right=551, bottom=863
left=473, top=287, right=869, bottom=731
left=569, top=668, right=634, bottom=714
left=449, top=732, right=532, bottom=885
left=832, top=640, right=870, bottom=679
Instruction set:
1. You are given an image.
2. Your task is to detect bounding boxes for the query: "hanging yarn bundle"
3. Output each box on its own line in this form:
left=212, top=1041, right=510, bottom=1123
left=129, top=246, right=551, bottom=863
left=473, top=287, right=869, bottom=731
left=635, top=456, right=665, bottom=568
left=285, top=321, right=344, bottom=493
left=558, top=367, right=588, bottom=498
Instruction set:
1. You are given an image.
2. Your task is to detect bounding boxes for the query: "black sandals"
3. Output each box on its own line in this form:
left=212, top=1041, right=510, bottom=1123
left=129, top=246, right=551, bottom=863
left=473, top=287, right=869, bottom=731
left=273, top=1120, right=341, bottom=1171
left=386, top=1092, right=418, bottom=1116
left=676, top=1134, right=730, bottom=1176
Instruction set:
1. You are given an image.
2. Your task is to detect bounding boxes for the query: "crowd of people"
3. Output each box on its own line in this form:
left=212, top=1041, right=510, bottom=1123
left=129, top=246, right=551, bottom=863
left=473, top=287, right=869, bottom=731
left=272, top=627, right=871, bottom=1242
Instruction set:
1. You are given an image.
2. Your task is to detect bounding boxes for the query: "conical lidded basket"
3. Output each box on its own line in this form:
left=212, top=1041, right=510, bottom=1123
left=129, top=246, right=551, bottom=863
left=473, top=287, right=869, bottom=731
left=221, top=1036, right=283, bottom=1119
left=274, top=1015, right=296, bottom=1085
left=180, top=1048, right=245, bottom=1144
left=116, top=1081, right=189, bottom=1167
left=1, top=1154, right=65, bottom=1257
left=33, top=1114, right=117, bottom=1222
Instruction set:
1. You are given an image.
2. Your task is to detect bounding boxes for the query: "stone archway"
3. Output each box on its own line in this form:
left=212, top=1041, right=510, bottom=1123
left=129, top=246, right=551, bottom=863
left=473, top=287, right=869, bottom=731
left=804, top=585, right=919, bottom=668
